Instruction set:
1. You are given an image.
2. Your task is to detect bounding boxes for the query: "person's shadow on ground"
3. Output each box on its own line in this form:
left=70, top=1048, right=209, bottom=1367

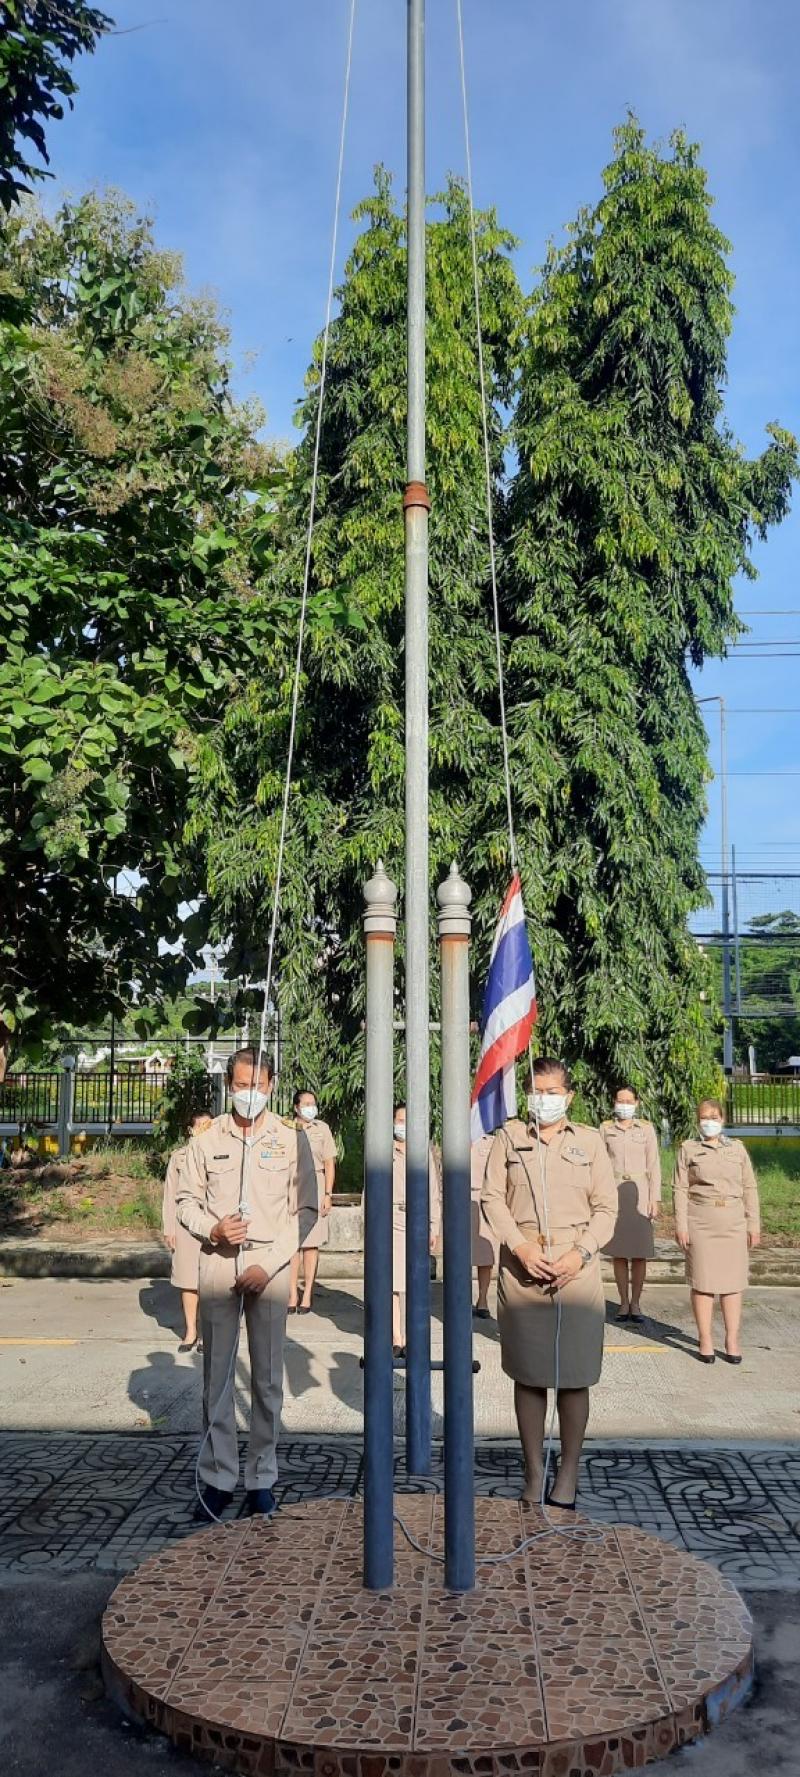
left=139, top=1279, right=183, bottom=1335
left=603, top=1297, right=700, bottom=1357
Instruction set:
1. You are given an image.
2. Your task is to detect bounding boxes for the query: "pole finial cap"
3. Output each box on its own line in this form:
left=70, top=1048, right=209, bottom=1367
left=437, top=861, right=472, bottom=937
left=363, top=860, right=398, bottom=936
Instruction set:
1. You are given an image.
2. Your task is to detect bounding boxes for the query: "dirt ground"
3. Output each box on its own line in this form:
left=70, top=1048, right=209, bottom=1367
left=0, top=1152, right=162, bottom=1242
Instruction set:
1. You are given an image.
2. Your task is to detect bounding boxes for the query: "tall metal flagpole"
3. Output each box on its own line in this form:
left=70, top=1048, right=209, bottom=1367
left=404, top=0, right=432, bottom=1475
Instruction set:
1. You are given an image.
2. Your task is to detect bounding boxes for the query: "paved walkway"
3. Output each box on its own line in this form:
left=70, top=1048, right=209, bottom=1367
left=3, top=1284, right=800, bottom=1773
left=0, top=1431, right=798, bottom=1592
left=3, top=1276, right=800, bottom=1440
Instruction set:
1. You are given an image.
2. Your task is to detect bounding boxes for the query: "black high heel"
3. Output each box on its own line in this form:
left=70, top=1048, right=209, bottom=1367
left=723, top=1352, right=743, bottom=1365
left=697, top=1351, right=716, bottom=1365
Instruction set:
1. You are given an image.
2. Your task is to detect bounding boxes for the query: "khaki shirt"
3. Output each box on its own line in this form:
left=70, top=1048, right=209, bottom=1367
left=673, top=1135, right=760, bottom=1238
left=601, top=1118, right=661, bottom=1211
left=471, top=1133, right=494, bottom=1200
left=161, top=1142, right=188, bottom=1241
left=481, top=1118, right=617, bottom=1257
left=176, top=1110, right=317, bottom=1277
left=296, top=1117, right=337, bottom=1189
left=392, top=1140, right=442, bottom=1241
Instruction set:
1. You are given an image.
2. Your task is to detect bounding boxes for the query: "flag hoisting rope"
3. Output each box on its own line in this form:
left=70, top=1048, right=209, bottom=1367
left=194, top=0, right=358, bottom=1526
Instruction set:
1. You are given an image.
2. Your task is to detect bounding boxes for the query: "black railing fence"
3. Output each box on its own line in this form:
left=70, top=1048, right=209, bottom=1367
left=725, top=1076, right=800, bottom=1128
left=4, top=1067, right=796, bottom=1135
left=0, top=1072, right=60, bottom=1126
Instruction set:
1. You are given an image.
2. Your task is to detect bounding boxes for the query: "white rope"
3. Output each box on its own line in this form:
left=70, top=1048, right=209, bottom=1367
left=252, top=0, right=358, bottom=1091
left=457, top=3, right=586, bottom=1538
left=455, top=0, right=517, bottom=877
left=196, top=0, right=358, bottom=1525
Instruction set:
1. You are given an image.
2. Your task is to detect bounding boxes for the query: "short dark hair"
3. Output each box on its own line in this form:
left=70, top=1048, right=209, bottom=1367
left=698, top=1096, right=724, bottom=1117
left=614, top=1085, right=638, bottom=1098
left=293, top=1088, right=316, bottom=1111
left=530, top=1056, right=572, bottom=1091
left=226, top=1047, right=273, bottom=1087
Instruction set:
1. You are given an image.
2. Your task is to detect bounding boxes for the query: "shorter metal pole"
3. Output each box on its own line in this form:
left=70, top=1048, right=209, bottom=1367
left=363, top=862, right=398, bottom=1590
left=437, top=862, right=475, bottom=1591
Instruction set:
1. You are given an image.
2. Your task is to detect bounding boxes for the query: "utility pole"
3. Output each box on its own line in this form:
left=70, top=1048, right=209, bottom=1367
left=719, top=697, right=734, bottom=1074
left=697, top=695, right=734, bottom=1074
left=404, top=0, right=432, bottom=1476
left=732, top=843, right=743, bottom=1016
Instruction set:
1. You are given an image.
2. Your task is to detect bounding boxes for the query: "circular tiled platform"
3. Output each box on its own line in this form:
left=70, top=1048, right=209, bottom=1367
left=102, top=1496, right=753, bottom=1777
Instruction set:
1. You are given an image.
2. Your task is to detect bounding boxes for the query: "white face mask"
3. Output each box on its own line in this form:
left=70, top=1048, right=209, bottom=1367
left=699, top=1117, right=723, bottom=1139
left=614, top=1103, right=637, bottom=1120
left=529, top=1091, right=569, bottom=1126
left=394, top=1122, right=406, bottom=1142
left=231, top=1087, right=269, bottom=1121
left=299, top=1104, right=317, bottom=1122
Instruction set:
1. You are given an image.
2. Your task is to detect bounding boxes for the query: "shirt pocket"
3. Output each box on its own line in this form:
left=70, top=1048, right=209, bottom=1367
left=551, top=1151, right=592, bottom=1229
left=206, top=1159, right=244, bottom=1216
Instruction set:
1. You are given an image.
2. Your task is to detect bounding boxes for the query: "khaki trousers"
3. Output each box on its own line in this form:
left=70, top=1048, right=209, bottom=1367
left=198, top=1244, right=290, bottom=1493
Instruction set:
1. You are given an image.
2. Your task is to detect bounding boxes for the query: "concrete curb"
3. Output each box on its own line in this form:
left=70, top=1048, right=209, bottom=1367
left=0, top=1237, right=799, bottom=1283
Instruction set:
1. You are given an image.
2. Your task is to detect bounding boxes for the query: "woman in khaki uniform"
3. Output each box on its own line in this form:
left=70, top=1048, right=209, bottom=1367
left=674, top=1097, right=761, bottom=1365
left=471, top=1132, right=497, bottom=1319
left=601, top=1087, right=661, bottom=1322
left=162, top=1111, right=213, bottom=1350
left=482, top=1057, right=616, bottom=1509
left=392, top=1106, right=441, bottom=1357
left=288, top=1089, right=336, bottom=1315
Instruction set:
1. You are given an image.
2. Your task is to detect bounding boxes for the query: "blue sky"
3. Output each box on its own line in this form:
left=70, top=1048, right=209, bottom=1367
left=50, top=0, right=800, bottom=900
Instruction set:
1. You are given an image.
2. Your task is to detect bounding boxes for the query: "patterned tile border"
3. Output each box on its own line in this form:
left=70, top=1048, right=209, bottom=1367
left=101, top=1498, right=753, bottom=1777
left=2, top=1434, right=800, bottom=1591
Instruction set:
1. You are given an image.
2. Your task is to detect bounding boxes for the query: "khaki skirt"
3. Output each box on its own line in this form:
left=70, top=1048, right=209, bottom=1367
left=471, top=1197, right=498, bottom=1270
left=300, top=1176, right=331, bottom=1251
left=603, top=1180, right=655, bottom=1261
left=497, top=1228, right=606, bottom=1389
left=171, top=1218, right=200, bottom=1292
left=686, top=1193, right=749, bottom=1294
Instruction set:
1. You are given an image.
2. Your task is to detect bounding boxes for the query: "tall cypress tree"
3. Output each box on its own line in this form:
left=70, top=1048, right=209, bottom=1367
left=506, top=120, right=798, bottom=1129
left=196, top=172, right=524, bottom=1108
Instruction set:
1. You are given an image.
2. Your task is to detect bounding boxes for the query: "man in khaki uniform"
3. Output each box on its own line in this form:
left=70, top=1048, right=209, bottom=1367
left=481, top=1057, right=616, bottom=1509
left=289, top=1088, right=337, bottom=1314
left=601, top=1087, right=661, bottom=1322
left=177, top=1048, right=317, bottom=1521
left=674, top=1096, right=761, bottom=1364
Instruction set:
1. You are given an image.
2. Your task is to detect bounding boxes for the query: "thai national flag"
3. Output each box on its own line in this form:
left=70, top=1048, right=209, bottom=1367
left=470, top=874, right=537, bottom=1141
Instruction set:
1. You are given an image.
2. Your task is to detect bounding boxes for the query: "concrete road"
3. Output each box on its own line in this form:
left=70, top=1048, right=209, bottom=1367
left=2, top=1277, right=800, bottom=1441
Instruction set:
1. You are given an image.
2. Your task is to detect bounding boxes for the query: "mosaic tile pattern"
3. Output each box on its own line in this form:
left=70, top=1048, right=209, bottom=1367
left=3, top=1433, right=800, bottom=1590
left=101, top=1497, right=753, bottom=1777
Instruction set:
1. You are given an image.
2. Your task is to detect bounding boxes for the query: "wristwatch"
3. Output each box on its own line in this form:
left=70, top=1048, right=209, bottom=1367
left=576, top=1245, right=592, bottom=1268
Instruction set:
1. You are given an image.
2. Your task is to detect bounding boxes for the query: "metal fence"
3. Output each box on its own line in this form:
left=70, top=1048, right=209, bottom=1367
left=727, top=1076, right=800, bottom=1128
left=1, top=1065, right=297, bottom=1136
left=0, top=1072, right=60, bottom=1127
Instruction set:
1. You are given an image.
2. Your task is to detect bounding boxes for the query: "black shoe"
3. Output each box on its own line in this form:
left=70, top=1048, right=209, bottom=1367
left=195, top=1484, right=234, bottom=1524
left=723, top=1352, right=743, bottom=1365
left=245, top=1488, right=277, bottom=1518
left=545, top=1490, right=577, bottom=1511
left=473, top=1306, right=491, bottom=1320
left=697, top=1352, right=716, bottom=1365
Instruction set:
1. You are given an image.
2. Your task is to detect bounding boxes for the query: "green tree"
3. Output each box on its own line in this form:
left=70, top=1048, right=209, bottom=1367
left=0, top=191, right=285, bottom=1072
left=0, top=0, right=111, bottom=211
left=506, top=120, right=797, bottom=1131
left=191, top=172, right=524, bottom=1117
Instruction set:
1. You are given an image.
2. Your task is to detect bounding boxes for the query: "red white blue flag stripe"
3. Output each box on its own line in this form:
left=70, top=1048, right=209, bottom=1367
left=470, top=874, right=537, bottom=1141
